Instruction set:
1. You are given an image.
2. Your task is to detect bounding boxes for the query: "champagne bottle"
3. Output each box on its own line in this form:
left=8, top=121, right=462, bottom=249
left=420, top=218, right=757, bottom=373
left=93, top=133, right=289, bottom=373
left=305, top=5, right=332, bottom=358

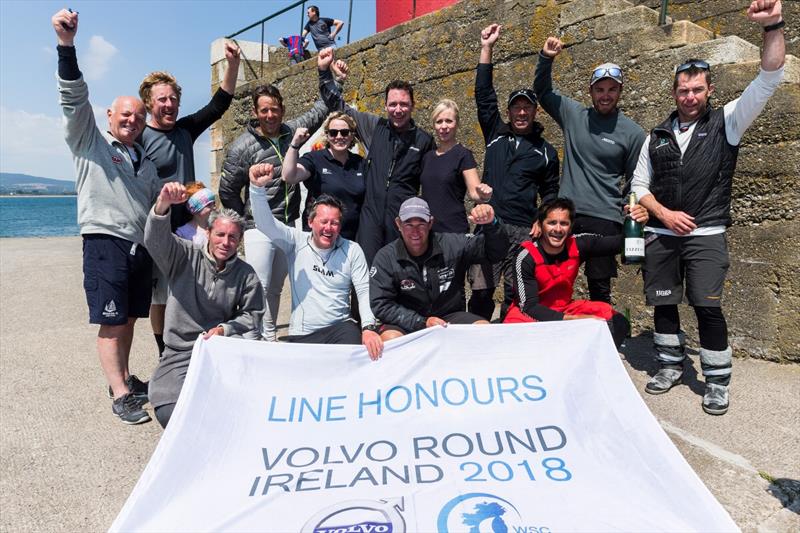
left=622, top=192, right=644, bottom=264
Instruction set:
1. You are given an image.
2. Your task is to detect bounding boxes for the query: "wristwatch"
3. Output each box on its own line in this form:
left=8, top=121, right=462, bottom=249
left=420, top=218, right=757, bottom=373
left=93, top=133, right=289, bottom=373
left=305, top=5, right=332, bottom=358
left=362, top=324, right=379, bottom=333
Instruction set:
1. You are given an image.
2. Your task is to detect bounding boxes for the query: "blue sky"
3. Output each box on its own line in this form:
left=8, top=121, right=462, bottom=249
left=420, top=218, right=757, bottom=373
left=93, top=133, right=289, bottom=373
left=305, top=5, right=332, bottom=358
left=0, top=0, right=376, bottom=182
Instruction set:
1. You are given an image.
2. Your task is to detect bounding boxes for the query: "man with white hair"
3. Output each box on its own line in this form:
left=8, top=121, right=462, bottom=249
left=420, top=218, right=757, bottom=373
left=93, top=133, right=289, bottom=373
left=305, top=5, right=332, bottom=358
left=144, top=183, right=264, bottom=428
left=53, top=9, right=161, bottom=425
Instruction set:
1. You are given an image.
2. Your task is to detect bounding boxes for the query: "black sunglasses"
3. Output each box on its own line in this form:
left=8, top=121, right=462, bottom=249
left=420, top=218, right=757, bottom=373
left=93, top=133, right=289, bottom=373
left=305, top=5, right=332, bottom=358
left=326, top=128, right=351, bottom=138
left=675, top=60, right=710, bottom=75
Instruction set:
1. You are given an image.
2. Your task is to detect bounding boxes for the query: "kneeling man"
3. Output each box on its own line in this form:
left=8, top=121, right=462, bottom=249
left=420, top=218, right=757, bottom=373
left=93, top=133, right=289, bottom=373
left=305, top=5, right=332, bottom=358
left=145, top=183, right=264, bottom=428
left=249, top=163, right=383, bottom=360
left=504, top=198, right=648, bottom=348
left=370, top=197, right=508, bottom=340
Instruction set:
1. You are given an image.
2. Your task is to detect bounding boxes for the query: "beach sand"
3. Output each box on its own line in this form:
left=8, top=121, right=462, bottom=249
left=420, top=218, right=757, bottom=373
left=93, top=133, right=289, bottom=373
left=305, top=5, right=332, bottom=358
left=1, top=236, right=797, bottom=531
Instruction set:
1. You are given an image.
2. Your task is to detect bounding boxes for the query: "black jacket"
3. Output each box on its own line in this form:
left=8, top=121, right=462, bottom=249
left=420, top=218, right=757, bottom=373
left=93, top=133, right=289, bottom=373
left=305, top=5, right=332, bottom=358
left=219, top=99, right=329, bottom=228
left=476, top=63, right=560, bottom=227
left=648, top=107, right=738, bottom=228
left=369, top=223, right=508, bottom=332
left=319, top=69, right=435, bottom=227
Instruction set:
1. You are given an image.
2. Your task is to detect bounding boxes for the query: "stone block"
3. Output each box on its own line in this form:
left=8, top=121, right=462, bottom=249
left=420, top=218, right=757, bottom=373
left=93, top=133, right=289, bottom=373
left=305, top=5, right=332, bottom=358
left=560, top=0, right=634, bottom=28
left=594, top=6, right=659, bottom=39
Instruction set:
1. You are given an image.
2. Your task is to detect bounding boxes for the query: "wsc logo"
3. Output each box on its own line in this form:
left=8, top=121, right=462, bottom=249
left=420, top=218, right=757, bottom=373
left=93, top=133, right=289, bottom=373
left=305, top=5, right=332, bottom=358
left=437, top=493, right=550, bottom=533
left=301, top=497, right=405, bottom=533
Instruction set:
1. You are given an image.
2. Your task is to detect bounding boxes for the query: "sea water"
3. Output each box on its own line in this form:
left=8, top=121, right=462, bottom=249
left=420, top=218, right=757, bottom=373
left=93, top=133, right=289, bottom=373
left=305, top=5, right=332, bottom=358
left=0, top=196, right=79, bottom=238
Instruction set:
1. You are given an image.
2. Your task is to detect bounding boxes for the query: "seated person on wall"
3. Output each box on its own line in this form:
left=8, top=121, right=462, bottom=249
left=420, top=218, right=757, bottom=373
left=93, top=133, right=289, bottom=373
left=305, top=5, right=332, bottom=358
left=248, top=163, right=384, bottom=360
left=504, top=198, right=649, bottom=348
left=370, top=197, right=508, bottom=341
left=144, top=183, right=265, bottom=428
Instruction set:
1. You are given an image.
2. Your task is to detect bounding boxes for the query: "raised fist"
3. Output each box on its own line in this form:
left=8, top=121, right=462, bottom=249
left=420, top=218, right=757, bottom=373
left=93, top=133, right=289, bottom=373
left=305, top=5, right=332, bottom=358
left=480, top=24, right=501, bottom=48
left=225, top=41, right=241, bottom=66
left=468, top=204, right=495, bottom=225
left=331, top=59, right=349, bottom=83
left=318, top=47, right=334, bottom=71
left=52, top=9, right=78, bottom=46
left=249, top=163, right=274, bottom=187
left=542, top=36, right=563, bottom=58
left=747, top=0, right=782, bottom=26
left=292, top=127, right=310, bottom=147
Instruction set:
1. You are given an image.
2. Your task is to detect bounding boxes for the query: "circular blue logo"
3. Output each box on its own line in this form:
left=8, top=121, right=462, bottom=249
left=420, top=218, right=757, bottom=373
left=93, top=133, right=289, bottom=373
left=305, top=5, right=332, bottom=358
left=437, top=493, right=523, bottom=532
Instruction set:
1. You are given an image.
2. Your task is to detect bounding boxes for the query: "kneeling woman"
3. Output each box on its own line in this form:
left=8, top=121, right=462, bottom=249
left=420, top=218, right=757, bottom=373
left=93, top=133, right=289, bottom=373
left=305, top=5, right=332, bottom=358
left=504, top=198, right=648, bottom=347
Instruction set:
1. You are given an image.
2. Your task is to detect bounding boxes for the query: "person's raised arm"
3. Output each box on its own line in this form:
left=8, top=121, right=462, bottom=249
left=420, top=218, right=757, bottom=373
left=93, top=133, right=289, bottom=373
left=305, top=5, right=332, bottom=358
left=479, top=23, right=500, bottom=64
left=180, top=41, right=241, bottom=140
left=723, top=0, right=786, bottom=144
left=750, top=0, right=785, bottom=71
left=465, top=205, right=508, bottom=264
left=220, top=41, right=242, bottom=96
left=248, top=163, right=296, bottom=248
left=465, top=170, right=492, bottom=203
left=282, top=128, right=312, bottom=184
left=145, top=183, right=190, bottom=278
left=535, top=37, right=570, bottom=124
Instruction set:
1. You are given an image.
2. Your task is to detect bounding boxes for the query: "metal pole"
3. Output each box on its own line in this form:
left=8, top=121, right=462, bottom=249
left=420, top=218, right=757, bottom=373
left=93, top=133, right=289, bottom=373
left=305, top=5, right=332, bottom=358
left=260, top=22, right=264, bottom=78
left=659, top=0, right=669, bottom=25
left=299, top=1, right=306, bottom=35
left=346, top=0, right=353, bottom=44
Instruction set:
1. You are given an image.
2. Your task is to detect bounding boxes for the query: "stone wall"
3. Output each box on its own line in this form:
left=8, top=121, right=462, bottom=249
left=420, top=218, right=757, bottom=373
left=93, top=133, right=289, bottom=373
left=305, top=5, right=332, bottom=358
left=211, top=0, right=799, bottom=362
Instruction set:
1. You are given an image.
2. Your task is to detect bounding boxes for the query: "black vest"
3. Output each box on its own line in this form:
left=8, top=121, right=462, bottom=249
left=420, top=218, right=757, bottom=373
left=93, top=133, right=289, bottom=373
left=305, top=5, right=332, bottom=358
left=648, top=107, right=739, bottom=229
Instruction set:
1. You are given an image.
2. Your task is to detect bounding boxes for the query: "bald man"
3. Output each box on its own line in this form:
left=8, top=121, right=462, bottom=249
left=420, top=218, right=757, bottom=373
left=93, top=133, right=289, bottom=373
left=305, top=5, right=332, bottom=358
left=53, top=9, right=161, bottom=425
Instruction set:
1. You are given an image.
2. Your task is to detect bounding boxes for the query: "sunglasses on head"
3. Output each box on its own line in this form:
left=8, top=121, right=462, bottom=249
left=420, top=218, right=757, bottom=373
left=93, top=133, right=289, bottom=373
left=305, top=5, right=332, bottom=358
left=675, top=60, right=710, bottom=75
left=591, top=66, right=622, bottom=83
left=326, top=128, right=351, bottom=138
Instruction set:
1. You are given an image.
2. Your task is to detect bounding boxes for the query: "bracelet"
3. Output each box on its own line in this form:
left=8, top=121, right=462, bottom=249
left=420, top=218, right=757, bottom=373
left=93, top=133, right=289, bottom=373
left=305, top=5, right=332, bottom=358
left=763, top=20, right=785, bottom=32
left=290, top=143, right=302, bottom=150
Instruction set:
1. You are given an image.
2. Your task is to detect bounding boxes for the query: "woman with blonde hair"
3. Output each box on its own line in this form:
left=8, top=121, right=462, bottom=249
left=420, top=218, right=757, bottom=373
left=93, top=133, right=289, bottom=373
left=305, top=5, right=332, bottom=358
left=281, top=111, right=365, bottom=240
left=420, top=99, right=492, bottom=233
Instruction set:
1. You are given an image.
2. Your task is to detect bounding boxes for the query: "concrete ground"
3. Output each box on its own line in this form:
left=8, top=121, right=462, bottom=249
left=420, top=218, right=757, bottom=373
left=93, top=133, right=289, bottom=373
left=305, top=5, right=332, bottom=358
left=1, top=236, right=798, bottom=532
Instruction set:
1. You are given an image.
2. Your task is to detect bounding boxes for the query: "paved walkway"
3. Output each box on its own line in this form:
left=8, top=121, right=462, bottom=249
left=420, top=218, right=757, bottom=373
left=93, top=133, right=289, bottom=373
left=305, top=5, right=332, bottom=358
left=1, top=236, right=797, bottom=531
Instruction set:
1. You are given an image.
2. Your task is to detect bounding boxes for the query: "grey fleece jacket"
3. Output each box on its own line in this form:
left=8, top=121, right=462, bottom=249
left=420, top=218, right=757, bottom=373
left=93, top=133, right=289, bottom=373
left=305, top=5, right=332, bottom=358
left=58, top=75, right=160, bottom=244
left=144, top=208, right=264, bottom=408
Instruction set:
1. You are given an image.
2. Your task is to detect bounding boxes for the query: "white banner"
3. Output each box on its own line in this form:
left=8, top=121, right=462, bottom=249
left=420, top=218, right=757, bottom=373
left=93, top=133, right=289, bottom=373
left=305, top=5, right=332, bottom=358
left=112, top=321, right=737, bottom=532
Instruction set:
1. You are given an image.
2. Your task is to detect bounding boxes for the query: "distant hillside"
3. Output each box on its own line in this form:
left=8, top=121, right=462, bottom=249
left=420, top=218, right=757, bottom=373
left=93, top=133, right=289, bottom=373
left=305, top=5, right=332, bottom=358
left=0, top=173, right=76, bottom=194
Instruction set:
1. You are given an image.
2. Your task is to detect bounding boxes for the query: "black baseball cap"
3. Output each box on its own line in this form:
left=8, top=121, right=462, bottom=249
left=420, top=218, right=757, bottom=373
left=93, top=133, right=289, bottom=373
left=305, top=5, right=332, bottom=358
left=508, top=88, right=537, bottom=107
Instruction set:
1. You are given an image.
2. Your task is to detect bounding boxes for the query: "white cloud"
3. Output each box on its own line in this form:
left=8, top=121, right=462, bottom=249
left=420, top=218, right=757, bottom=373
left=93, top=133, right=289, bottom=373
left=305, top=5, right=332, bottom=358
left=0, top=105, right=110, bottom=181
left=41, top=46, right=55, bottom=57
left=82, top=35, right=118, bottom=81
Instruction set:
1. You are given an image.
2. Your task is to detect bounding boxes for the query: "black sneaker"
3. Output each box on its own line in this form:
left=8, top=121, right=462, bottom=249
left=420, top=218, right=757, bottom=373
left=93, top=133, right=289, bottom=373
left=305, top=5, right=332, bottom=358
left=112, top=393, right=151, bottom=425
left=107, top=375, right=149, bottom=404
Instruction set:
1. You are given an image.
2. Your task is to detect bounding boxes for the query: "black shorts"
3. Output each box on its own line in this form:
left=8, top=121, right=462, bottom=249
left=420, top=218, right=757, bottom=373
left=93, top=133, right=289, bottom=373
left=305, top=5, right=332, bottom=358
left=642, top=232, right=729, bottom=308
left=572, top=214, right=621, bottom=279
left=381, top=311, right=486, bottom=335
left=82, top=234, right=153, bottom=325
left=285, top=320, right=361, bottom=345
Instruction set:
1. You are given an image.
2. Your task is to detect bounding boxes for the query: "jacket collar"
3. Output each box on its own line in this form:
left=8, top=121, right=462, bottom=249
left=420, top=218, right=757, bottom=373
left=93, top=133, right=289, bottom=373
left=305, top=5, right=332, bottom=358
left=202, top=243, right=239, bottom=274
left=246, top=119, right=291, bottom=141
left=394, top=232, right=443, bottom=263
left=497, top=120, right=545, bottom=141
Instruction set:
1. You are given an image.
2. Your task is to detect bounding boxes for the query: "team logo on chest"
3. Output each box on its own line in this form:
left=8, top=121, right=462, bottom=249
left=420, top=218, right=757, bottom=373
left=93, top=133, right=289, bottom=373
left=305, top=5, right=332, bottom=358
left=313, top=264, right=334, bottom=277
left=400, top=279, right=416, bottom=290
